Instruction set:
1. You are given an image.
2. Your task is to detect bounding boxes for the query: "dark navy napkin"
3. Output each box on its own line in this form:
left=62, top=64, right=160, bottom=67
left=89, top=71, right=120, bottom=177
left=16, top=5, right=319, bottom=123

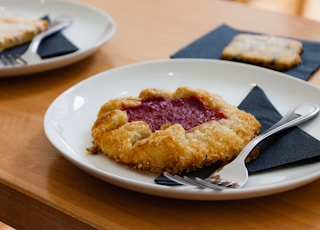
left=155, top=86, right=320, bottom=185
left=0, top=16, right=78, bottom=59
left=171, top=24, right=320, bottom=81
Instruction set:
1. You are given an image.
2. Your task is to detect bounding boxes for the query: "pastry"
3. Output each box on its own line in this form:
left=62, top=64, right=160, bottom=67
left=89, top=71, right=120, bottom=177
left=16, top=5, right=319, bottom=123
left=221, top=33, right=303, bottom=71
left=0, top=14, right=49, bottom=52
left=88, top=87, right=261, bottom=174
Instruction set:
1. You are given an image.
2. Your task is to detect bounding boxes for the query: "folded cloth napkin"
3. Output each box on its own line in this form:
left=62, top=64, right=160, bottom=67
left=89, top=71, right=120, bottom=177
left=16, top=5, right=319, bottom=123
left=155, top=86, right=320, bottom=185
left=0, top=16, right=78, bottom=59
left=171, top=24, right=320, bottom=81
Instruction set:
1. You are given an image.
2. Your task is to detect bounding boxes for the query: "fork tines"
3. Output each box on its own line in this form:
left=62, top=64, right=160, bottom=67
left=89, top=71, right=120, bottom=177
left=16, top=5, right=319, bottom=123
left=163, top=172, right=227, bottom=190
left=0, top=54, right=24, bottom=66
left=202, top=177, right=240, bottom=188
left=0, top=54, right=15, bottom=66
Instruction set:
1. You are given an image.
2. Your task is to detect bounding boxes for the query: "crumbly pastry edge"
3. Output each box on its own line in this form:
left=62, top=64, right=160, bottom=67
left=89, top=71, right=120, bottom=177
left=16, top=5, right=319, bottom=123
left=0, top=14, right=49, bottom=51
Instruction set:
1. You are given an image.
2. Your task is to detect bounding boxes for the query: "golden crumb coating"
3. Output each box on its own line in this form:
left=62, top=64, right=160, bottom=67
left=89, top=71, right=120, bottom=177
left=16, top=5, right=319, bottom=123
left=88, top=87, right=261, bottom=174
left=221, top=33, right=303, bottom=71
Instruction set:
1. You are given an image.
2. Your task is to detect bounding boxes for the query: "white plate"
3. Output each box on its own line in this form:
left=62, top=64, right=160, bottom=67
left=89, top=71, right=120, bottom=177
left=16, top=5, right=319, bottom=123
left=44, top=59, right=320, bottom=200
left=0, top=0, right=116, bottom=77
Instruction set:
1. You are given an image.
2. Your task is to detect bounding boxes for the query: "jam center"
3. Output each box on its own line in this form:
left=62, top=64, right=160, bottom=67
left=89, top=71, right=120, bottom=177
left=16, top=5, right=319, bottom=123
left=123, top=97, right=226, bottom=132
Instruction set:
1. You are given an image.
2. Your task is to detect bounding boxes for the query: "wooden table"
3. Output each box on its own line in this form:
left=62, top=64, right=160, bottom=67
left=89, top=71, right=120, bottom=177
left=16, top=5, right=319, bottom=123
left=1, top=0, right=320, bottom=229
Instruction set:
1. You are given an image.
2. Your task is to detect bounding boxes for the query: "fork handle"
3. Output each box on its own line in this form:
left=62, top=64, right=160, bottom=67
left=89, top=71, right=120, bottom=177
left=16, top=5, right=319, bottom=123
left=28, top=15, right=73, bottom=53
left=236, top=103, right=319, bottom=162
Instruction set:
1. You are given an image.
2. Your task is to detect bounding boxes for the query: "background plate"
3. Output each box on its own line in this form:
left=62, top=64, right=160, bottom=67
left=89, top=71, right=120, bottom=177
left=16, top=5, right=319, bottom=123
left=0, top=0, right=116, bottom=77
left=44, top=59, right=320, bottom=200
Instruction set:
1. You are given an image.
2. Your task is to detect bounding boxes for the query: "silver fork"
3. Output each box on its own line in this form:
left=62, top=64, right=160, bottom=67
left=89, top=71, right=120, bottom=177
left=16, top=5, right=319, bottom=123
left=0, top=15, right=72, bottom=66
left=164, top=103, right=320, bottom=190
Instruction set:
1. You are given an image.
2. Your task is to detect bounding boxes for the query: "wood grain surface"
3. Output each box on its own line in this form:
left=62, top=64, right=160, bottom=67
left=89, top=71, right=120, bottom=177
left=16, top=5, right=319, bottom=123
left=0, top=0, right=320, bottom=229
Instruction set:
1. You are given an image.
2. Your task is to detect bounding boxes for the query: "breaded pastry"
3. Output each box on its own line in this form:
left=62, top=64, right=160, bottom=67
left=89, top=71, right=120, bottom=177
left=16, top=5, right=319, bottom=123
left=221, top=33, right=303, bottom=71
left=0, top=14, right=49, bottom=52
left=88, top=87, right=261, bottom=174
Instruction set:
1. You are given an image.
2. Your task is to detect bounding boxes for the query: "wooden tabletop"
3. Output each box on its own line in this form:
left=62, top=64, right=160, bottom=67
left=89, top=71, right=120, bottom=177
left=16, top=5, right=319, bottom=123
left=1, top=0, right=320, bottom=229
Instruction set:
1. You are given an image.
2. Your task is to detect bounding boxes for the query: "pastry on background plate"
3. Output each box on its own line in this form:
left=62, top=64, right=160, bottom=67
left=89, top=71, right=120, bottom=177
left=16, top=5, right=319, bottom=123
left=87, top=87, right=261, bottom=174
left=0, top=14, right=49, bottom=52
left=221, top=33, right=303, bottom=71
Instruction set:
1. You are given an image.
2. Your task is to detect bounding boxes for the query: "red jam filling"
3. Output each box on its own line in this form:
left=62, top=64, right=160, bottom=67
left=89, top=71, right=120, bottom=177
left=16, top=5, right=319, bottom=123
left=123, top=97, right=227, bottom=132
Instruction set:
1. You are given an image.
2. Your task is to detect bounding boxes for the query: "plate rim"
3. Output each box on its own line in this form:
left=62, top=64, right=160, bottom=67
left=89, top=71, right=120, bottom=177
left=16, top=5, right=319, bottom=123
left=44, top=58, right=320, bottom=200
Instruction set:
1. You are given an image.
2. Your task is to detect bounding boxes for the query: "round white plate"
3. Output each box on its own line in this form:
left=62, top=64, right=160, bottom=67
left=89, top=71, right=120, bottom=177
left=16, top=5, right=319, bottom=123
left=44, top=59, right=320, bottom=200
left=0, top=0, right=116, bottom=77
